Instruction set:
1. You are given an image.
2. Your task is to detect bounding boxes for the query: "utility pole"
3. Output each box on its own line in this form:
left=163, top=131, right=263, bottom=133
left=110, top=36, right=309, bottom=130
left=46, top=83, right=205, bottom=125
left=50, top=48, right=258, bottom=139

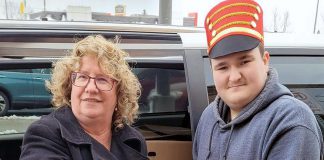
left=5, top=0, right=8, bottom=19
left=314, top=0, right=320, bottom=34
left=43, top=0, right=46, bottom=11
left=159, top=0, right=172, bottom=25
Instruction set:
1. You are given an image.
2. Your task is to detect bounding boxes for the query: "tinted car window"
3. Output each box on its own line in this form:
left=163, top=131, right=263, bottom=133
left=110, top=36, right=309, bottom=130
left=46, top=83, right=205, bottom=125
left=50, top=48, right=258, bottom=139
left=271, top=56, right=324, bottom=115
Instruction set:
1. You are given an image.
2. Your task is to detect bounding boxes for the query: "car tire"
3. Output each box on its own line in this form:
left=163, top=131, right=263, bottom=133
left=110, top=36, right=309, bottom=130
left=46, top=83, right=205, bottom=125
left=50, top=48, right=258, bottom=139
left=0, top=91, right=9, bottom=116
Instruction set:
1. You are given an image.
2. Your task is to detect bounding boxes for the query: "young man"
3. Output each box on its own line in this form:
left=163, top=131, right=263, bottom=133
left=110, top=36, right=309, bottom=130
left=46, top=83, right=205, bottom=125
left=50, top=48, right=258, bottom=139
left=193, top=0, right=323, bottom=159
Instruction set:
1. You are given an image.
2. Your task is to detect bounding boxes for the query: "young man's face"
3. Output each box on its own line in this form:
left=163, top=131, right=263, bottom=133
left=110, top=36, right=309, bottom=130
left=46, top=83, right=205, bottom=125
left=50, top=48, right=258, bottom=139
left=211, top=46, right=270, bottom=114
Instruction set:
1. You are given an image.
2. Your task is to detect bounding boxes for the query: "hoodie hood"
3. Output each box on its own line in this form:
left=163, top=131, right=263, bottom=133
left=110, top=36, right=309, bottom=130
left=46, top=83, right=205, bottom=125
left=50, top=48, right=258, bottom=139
left=213, top=67, right=293, bottom=129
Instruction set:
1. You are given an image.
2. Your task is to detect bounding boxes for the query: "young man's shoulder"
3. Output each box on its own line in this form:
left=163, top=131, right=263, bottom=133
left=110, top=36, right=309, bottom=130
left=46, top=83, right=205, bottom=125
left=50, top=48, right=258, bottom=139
left=265, top=95, right=318, bottom=128
left=271, top=95, right=313, bottom=115
left=200, top=101, right=217, bottom=119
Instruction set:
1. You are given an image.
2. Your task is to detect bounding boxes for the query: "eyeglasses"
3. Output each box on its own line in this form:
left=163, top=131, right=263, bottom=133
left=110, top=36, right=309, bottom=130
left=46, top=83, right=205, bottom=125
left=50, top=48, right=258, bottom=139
left=71, top=72, right=115, bottom=91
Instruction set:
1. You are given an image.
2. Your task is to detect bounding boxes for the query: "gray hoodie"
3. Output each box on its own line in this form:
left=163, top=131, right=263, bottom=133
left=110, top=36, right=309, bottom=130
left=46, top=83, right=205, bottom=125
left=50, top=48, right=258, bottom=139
left=193, top=68, right=323, bottom=160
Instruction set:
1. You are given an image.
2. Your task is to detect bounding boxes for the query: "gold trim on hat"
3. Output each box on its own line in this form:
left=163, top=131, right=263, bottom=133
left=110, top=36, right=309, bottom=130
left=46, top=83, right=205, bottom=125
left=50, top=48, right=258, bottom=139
left=253, top=14, right=259, bottom=20
left=207, top=3, right=261, bottom=23
left=256, top=6, right=261, bottom=14
left=212, top=30, right=217, bottom=37
left=209, top=27, right=263, bottom=47
left=208, top=12, right=258, bottom=31
left=251, top=21, right=257, bottom=28
left=214, top=21, right=251, bottom=34
left=209, top=24, right=213, bottom=30
left=206, top=17, right=210, bottom=25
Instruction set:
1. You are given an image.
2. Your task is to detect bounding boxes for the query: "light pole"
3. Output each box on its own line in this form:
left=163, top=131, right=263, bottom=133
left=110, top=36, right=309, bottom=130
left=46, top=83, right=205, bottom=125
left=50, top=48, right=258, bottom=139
left=5, top=0, right=8, bottom=19
left=159, top=0, right=172, bottom=25
left=43, top=0, right=46, bottom=12
left=313, top=0, right=320, bottom=34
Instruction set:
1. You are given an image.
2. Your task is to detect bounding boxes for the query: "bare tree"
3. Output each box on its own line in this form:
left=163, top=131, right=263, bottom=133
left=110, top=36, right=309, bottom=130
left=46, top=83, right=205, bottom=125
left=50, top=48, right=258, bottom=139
left=282, top=11, right=289, bottom=32
left=319, top=14, right=324, bottom=34
left=266, top=7, right=290, bottom=33
left=273, top=8, right=278, bottom=32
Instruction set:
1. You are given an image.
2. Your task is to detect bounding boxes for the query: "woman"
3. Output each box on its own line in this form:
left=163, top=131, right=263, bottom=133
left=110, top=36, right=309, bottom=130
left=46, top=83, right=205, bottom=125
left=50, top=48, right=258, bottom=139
left=20, top=35, right=148, bottom=160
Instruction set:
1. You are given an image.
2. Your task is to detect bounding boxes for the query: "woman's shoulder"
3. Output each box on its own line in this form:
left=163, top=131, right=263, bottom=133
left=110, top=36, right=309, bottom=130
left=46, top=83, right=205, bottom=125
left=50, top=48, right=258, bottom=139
left=114, top=124, right=147, bottom=155
left=20, top=108, right=71, bottom=160
left=23, top=109, right=63, bottom=146
left=26, top=107, right=72, bottom=134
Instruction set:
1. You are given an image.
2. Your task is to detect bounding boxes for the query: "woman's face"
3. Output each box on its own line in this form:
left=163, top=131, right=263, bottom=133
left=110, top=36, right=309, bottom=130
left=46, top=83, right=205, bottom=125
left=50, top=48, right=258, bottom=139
left=70, top=55, right=117, bottom=123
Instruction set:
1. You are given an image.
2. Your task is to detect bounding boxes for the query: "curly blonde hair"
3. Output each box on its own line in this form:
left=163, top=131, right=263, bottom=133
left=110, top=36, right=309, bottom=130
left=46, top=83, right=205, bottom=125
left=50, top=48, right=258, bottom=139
left=46, top=35, right=141, bottom=130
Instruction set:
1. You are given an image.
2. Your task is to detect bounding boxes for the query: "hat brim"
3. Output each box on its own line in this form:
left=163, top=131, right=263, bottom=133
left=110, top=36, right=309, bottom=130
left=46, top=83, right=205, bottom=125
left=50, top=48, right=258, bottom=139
left=209, top=35, right=260, bottom=58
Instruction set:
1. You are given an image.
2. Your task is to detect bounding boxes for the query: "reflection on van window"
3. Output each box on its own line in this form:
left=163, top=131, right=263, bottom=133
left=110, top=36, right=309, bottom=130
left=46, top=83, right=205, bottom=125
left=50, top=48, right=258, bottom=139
left=0, top=68, right=52, bottom=116
left=271, top=57, right=324, bottom=85
left=134, top=68, right=191, bottom=141
left=135, top=68, right=188, bottom=113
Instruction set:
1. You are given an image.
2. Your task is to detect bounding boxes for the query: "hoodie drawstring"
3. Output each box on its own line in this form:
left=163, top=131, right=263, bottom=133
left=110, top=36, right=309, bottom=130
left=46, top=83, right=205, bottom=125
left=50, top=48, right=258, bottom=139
left=223, top=124, right=234, bottom=160
left=206, top=121, right=218, bottom=160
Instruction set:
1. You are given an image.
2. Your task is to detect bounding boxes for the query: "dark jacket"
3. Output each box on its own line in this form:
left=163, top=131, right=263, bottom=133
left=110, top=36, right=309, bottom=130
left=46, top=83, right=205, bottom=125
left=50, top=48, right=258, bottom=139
left=193, top=68, right=324, bottom=160
left=20, top=106, right=148, bottom=160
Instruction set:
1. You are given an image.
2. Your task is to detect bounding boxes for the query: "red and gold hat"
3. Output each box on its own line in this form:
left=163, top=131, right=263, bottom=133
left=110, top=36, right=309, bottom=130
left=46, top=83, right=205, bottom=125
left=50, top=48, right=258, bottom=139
left=205, top=0, right=263, bottom=58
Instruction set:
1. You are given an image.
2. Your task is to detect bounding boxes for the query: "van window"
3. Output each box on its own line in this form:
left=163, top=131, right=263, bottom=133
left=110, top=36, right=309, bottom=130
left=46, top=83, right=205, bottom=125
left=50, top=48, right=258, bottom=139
left=271, top=56, right=324, bottom=115
left=271, top=57, right=324, bottom=85
left=0, top=62, right=191, bottom=140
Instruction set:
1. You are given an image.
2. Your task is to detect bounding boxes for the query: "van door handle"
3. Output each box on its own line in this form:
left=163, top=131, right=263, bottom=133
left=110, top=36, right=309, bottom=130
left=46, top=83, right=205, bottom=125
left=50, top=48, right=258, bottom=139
left=148, top=152, right=156, bottom=157
left=33, top=77, right=43, bottom=80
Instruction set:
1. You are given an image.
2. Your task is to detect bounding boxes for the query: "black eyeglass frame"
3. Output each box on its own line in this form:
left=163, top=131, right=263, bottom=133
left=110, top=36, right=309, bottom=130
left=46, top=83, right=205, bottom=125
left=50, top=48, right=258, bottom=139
left=71, top=72, right=116, bottom=91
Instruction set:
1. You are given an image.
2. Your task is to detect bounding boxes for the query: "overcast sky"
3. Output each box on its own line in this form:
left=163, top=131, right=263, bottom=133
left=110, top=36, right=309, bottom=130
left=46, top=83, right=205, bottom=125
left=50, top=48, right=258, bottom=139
left=0, top=0, right=323, bottom=34
left=181, top=0, right=324, bottom=34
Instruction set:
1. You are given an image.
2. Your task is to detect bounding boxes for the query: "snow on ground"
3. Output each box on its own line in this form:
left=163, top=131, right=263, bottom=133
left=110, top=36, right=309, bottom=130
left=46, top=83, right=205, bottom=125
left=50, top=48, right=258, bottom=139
left=0, top=129, right=18, bottom=134
left=0, top=115, right=40, bottom=120
left=0, top=115, right=41, bottom=135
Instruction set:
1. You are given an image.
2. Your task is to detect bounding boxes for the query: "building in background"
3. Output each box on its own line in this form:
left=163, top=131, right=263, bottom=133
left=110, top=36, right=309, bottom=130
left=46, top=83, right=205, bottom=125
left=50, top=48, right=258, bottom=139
left=183, top=12, right=197, bottom=27
left=66, top=6, right=91, bottom=21
left=28, top=5, right=158, bottom=24
left=115, top=4, right=126, bottom=16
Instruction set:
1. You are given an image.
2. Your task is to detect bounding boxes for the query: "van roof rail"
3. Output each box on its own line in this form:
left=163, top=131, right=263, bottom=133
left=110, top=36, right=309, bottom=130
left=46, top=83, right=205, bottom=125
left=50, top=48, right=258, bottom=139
left=0, top=20, right=204, bottom=34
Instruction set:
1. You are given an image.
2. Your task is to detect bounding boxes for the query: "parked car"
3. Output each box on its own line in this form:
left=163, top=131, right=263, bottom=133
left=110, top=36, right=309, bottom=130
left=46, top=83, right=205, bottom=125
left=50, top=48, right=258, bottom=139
left=0, top=67, right=52, bottom=116
left=1, top=21, right=324, bottom=160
